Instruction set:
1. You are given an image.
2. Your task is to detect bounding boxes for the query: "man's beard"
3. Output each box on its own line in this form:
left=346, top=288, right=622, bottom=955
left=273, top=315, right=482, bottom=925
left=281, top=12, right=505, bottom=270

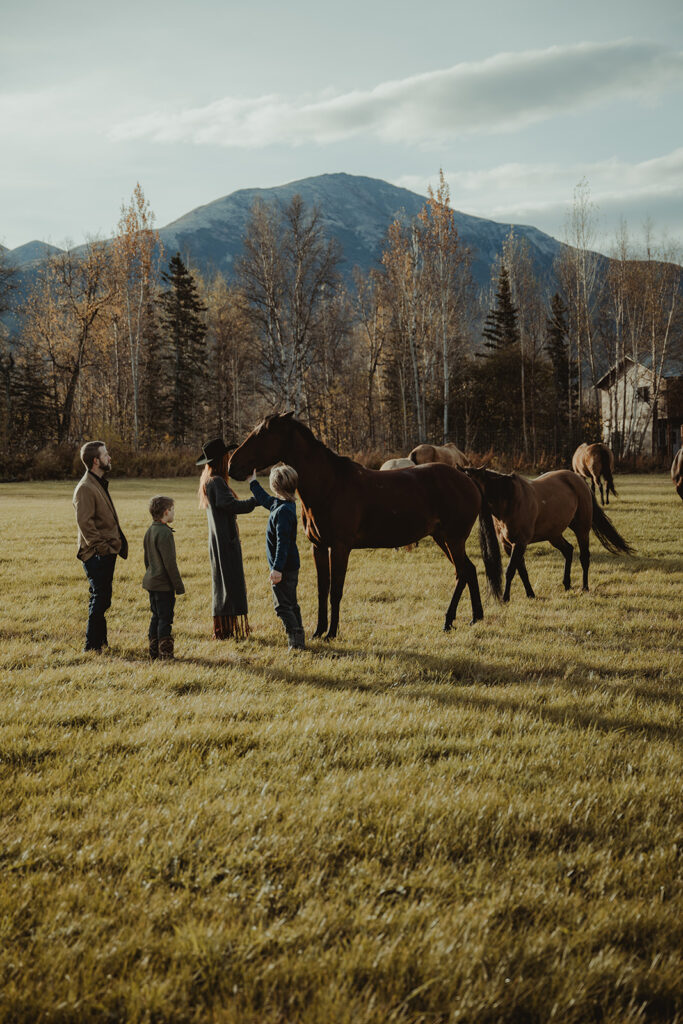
left=101, top=462, right=112, bottom=474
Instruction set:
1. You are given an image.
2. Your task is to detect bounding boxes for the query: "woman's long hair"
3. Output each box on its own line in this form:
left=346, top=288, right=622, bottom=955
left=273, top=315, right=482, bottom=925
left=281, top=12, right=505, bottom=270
left=198, top=454, right=238, bottom=509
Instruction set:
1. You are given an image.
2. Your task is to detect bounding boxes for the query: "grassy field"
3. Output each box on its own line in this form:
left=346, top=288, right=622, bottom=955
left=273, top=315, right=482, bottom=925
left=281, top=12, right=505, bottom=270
left=0, top=474, right=681, bottom=1023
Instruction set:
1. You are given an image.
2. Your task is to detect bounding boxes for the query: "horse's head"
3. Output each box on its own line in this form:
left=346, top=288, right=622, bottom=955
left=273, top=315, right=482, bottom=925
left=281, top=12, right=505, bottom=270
left=464, top=466, right=514, bottom=517
left=228, top=412, right=295, bottom=480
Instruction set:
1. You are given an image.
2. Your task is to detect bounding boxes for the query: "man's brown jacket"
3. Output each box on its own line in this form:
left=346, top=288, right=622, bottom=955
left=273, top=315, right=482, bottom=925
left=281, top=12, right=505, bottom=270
left=73, top=471, right=128, bottom=562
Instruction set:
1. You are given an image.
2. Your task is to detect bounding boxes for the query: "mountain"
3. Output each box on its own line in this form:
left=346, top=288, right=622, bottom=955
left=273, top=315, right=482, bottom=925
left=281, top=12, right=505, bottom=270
left=5, top=241, right=64, bottom=268
left=156, top=172, right=566, bottom=288
left=3, top=174, right=573, bottom=342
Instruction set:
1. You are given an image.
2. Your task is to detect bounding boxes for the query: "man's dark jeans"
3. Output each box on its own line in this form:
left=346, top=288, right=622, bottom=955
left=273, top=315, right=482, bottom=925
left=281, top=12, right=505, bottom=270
left=83, top=553, right=117, bottom=650
left=271, top=570, right=302, bottom=635
left=148, top=591, right=176, bottom=640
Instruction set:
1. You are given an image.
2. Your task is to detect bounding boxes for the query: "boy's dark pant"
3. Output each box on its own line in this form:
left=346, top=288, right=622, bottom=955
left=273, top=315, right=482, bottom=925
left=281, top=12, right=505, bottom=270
left=271, top=571, right=302, bottom=634
left=148, top=591, right=176, bottom=639
left=83, top=553, right=117, bottom=650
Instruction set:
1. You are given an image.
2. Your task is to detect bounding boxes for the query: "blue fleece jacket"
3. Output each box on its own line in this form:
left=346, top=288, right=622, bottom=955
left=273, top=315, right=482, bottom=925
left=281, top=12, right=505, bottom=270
left=250, top=480, right=300, bottom=573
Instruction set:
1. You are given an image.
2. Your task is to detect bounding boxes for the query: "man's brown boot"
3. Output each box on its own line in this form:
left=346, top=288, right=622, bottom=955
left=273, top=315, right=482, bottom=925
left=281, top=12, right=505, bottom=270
left=158, top=636, right=174, bottom=660
left=149, top=637, right=159, bottom=660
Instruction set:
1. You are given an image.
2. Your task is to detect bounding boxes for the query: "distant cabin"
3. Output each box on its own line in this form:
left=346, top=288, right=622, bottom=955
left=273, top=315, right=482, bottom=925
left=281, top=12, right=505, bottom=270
left=596, top=356, right=683, bottom=458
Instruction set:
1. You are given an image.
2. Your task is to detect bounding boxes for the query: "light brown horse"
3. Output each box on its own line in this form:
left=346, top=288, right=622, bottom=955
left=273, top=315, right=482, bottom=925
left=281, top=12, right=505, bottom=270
left=465, top=467, right=633, bottom=602
left=671, top=449, right=683, bottom=500
left=572, top=442, right=616, bottom=506
left=409, top=442, right=470, bottom=469
left=229, top=413, right=502, bottom=638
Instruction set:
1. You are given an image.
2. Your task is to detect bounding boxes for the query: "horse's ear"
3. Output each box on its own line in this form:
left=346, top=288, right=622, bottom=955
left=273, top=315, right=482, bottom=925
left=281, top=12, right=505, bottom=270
left=283, top=411, right=295, bottom=419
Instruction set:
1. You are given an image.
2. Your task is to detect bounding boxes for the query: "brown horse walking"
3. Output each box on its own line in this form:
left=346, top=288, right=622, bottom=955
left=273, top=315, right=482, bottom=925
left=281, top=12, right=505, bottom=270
left=465, top=468, right=633, bottom=602
left=572, top=442, right=617, bottom=506
left=229, top=413, right=502, bottom=638
left=671, top=449, right=683, bottom=500
left=409, top=442, right=470, bottom=469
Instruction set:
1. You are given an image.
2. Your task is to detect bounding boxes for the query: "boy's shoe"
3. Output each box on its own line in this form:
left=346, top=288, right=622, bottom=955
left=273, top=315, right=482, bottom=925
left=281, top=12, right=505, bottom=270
left=158, top=636, right=174, bottom=660
left=287, top=628, right=306, bottom=651
left=149, top=637, right=159, bottom=660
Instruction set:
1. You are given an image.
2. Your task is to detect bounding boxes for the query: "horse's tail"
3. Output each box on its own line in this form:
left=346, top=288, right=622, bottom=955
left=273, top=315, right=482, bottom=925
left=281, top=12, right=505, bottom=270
left=603, top=457, right=617, bottom=498
left=479, top=499, right=503, bottom=599
left=591, top=495, right=634, bottom=555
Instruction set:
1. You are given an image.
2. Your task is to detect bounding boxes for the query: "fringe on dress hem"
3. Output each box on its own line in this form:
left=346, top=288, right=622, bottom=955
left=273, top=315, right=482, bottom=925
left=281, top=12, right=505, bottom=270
left=213, top=614, right=250, bottom=640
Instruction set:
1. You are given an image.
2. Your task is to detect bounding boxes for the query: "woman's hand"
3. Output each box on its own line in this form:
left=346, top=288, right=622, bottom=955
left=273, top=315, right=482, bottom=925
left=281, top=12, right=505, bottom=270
left=247, top=469, right=257, bottom=484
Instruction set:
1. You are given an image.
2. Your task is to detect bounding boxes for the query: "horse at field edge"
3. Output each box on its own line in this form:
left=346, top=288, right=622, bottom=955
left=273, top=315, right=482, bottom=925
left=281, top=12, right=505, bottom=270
left=379, top=457, right=414, bottom=471
left=671, top=449, right=683, bottom=500
left=465, top=467, right=634, bottom=603
left=572, top=442, right=617, bottom=506
left=229, top=413, right=502, bottom=639
left=409, top=442, right=470, bottom=469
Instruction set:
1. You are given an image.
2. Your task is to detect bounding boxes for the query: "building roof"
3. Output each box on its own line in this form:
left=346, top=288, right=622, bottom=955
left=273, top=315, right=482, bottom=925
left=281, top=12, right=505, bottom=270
left=596, top=354, right=683, bottom=390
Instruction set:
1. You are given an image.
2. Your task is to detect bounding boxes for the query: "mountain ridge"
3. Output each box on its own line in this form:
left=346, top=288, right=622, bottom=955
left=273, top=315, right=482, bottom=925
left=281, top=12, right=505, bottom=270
left=4, top=173, right=569, bottom=290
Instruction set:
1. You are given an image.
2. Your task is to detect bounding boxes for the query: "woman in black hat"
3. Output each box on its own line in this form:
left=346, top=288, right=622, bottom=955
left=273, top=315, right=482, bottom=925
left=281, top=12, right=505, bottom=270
left=197, top=437, right=257, bottom=639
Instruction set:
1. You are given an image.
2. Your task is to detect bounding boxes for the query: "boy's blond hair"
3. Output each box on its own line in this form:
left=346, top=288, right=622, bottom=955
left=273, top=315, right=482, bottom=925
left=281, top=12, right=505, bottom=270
left=269, top=464, right=298, bottom=499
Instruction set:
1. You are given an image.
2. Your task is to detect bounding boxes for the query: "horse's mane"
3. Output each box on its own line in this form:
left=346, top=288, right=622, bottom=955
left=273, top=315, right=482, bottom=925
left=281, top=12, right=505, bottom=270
left=256, top=412, right=352, bottom=465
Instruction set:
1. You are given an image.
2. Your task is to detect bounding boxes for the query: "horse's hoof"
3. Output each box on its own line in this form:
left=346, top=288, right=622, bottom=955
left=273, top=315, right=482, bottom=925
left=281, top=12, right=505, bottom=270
left=443, top=622, right=452, bottom=632
left=312, top=629, right=326, bottom=639
left=526, top=593, right=536, bottom=599
left=469, top=615, right=483, bottom=626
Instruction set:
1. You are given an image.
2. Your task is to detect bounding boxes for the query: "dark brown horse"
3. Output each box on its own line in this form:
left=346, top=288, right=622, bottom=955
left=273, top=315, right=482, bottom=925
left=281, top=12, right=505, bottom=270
left=229, top=413, right=502, bottom=638
left=671, top=449, right=683, bottom=500
left=572, top=442, right=617, bottom=505
left=465, top=467, right=633, bottom=602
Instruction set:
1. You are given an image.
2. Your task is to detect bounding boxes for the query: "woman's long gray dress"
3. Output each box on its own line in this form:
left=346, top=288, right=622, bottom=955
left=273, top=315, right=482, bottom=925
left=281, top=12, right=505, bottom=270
left=205, top=476, right=257, bottom=638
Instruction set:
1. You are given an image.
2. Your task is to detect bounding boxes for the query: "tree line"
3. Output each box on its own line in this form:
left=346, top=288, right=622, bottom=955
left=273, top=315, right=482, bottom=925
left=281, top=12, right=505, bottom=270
left=0, top=175, right=681, bottom=476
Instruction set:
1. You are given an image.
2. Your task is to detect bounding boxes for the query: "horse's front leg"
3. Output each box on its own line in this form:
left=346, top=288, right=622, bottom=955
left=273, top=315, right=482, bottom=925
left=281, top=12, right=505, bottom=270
left=440, top=537, right=482, bottom=629
left=312, top=545, right=330, bottom=638
left=326, top=544, right=350, bottom=640
left=503, top=542, right=527, bottom=602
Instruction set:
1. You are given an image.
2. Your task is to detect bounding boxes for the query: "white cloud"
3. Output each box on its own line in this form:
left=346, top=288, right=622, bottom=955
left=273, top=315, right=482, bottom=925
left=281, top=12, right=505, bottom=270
left=108, top=40, right=683, bottom=148
left=395, top=149, right=683, bottom=247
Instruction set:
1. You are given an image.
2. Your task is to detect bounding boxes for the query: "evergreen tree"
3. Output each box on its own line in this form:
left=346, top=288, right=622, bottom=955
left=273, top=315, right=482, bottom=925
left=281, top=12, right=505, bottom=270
left=157, top=254, right=207, bottom=445
left=482, top=264, right=520, bottom=352
left=140, top=298, right=167, bottom=442
left=546, top=292, right=574, bottom=457
left=475, top=264, right=523, bottom=451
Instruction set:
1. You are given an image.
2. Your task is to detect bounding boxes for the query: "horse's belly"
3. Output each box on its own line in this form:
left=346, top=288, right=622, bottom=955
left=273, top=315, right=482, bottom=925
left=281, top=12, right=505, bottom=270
left=357, top=513, right=432, bottom=549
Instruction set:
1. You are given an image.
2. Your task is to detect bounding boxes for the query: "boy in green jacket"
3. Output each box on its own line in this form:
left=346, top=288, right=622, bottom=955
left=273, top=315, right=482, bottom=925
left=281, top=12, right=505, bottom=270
left=143, top=496, right=185, bottom=660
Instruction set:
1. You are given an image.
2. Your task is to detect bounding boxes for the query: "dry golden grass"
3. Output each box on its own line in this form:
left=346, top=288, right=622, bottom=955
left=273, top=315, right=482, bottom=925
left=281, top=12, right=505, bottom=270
left=0, top=474, right=681, bottom=1023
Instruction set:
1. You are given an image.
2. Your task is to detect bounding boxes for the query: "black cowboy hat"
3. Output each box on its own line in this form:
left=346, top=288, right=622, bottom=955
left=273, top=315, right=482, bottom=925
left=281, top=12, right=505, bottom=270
left=195, top=437, right=239, bottom=467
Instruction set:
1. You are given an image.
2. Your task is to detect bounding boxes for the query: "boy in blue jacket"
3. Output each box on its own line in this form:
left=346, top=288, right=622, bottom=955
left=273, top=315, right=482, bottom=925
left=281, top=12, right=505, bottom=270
left=248, top=464, right=304, bottom=650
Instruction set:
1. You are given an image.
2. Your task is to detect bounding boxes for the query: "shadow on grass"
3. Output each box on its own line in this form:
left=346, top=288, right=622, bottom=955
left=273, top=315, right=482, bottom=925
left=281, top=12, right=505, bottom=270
left=202, top=641, right=681, bottom=743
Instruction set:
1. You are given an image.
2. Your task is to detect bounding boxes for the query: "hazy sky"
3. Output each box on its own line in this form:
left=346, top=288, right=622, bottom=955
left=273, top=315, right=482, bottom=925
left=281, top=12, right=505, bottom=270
left=2, top=0, right=682, bottom=253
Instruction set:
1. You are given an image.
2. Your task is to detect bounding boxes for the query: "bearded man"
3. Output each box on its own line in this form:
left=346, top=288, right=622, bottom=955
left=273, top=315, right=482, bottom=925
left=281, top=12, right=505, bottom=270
left=73, top=441, right=128, bottom=652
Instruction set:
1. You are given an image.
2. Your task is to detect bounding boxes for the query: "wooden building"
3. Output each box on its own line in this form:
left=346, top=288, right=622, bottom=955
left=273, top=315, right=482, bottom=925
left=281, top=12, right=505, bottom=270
left=595, top=356, right=683, bottom=458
